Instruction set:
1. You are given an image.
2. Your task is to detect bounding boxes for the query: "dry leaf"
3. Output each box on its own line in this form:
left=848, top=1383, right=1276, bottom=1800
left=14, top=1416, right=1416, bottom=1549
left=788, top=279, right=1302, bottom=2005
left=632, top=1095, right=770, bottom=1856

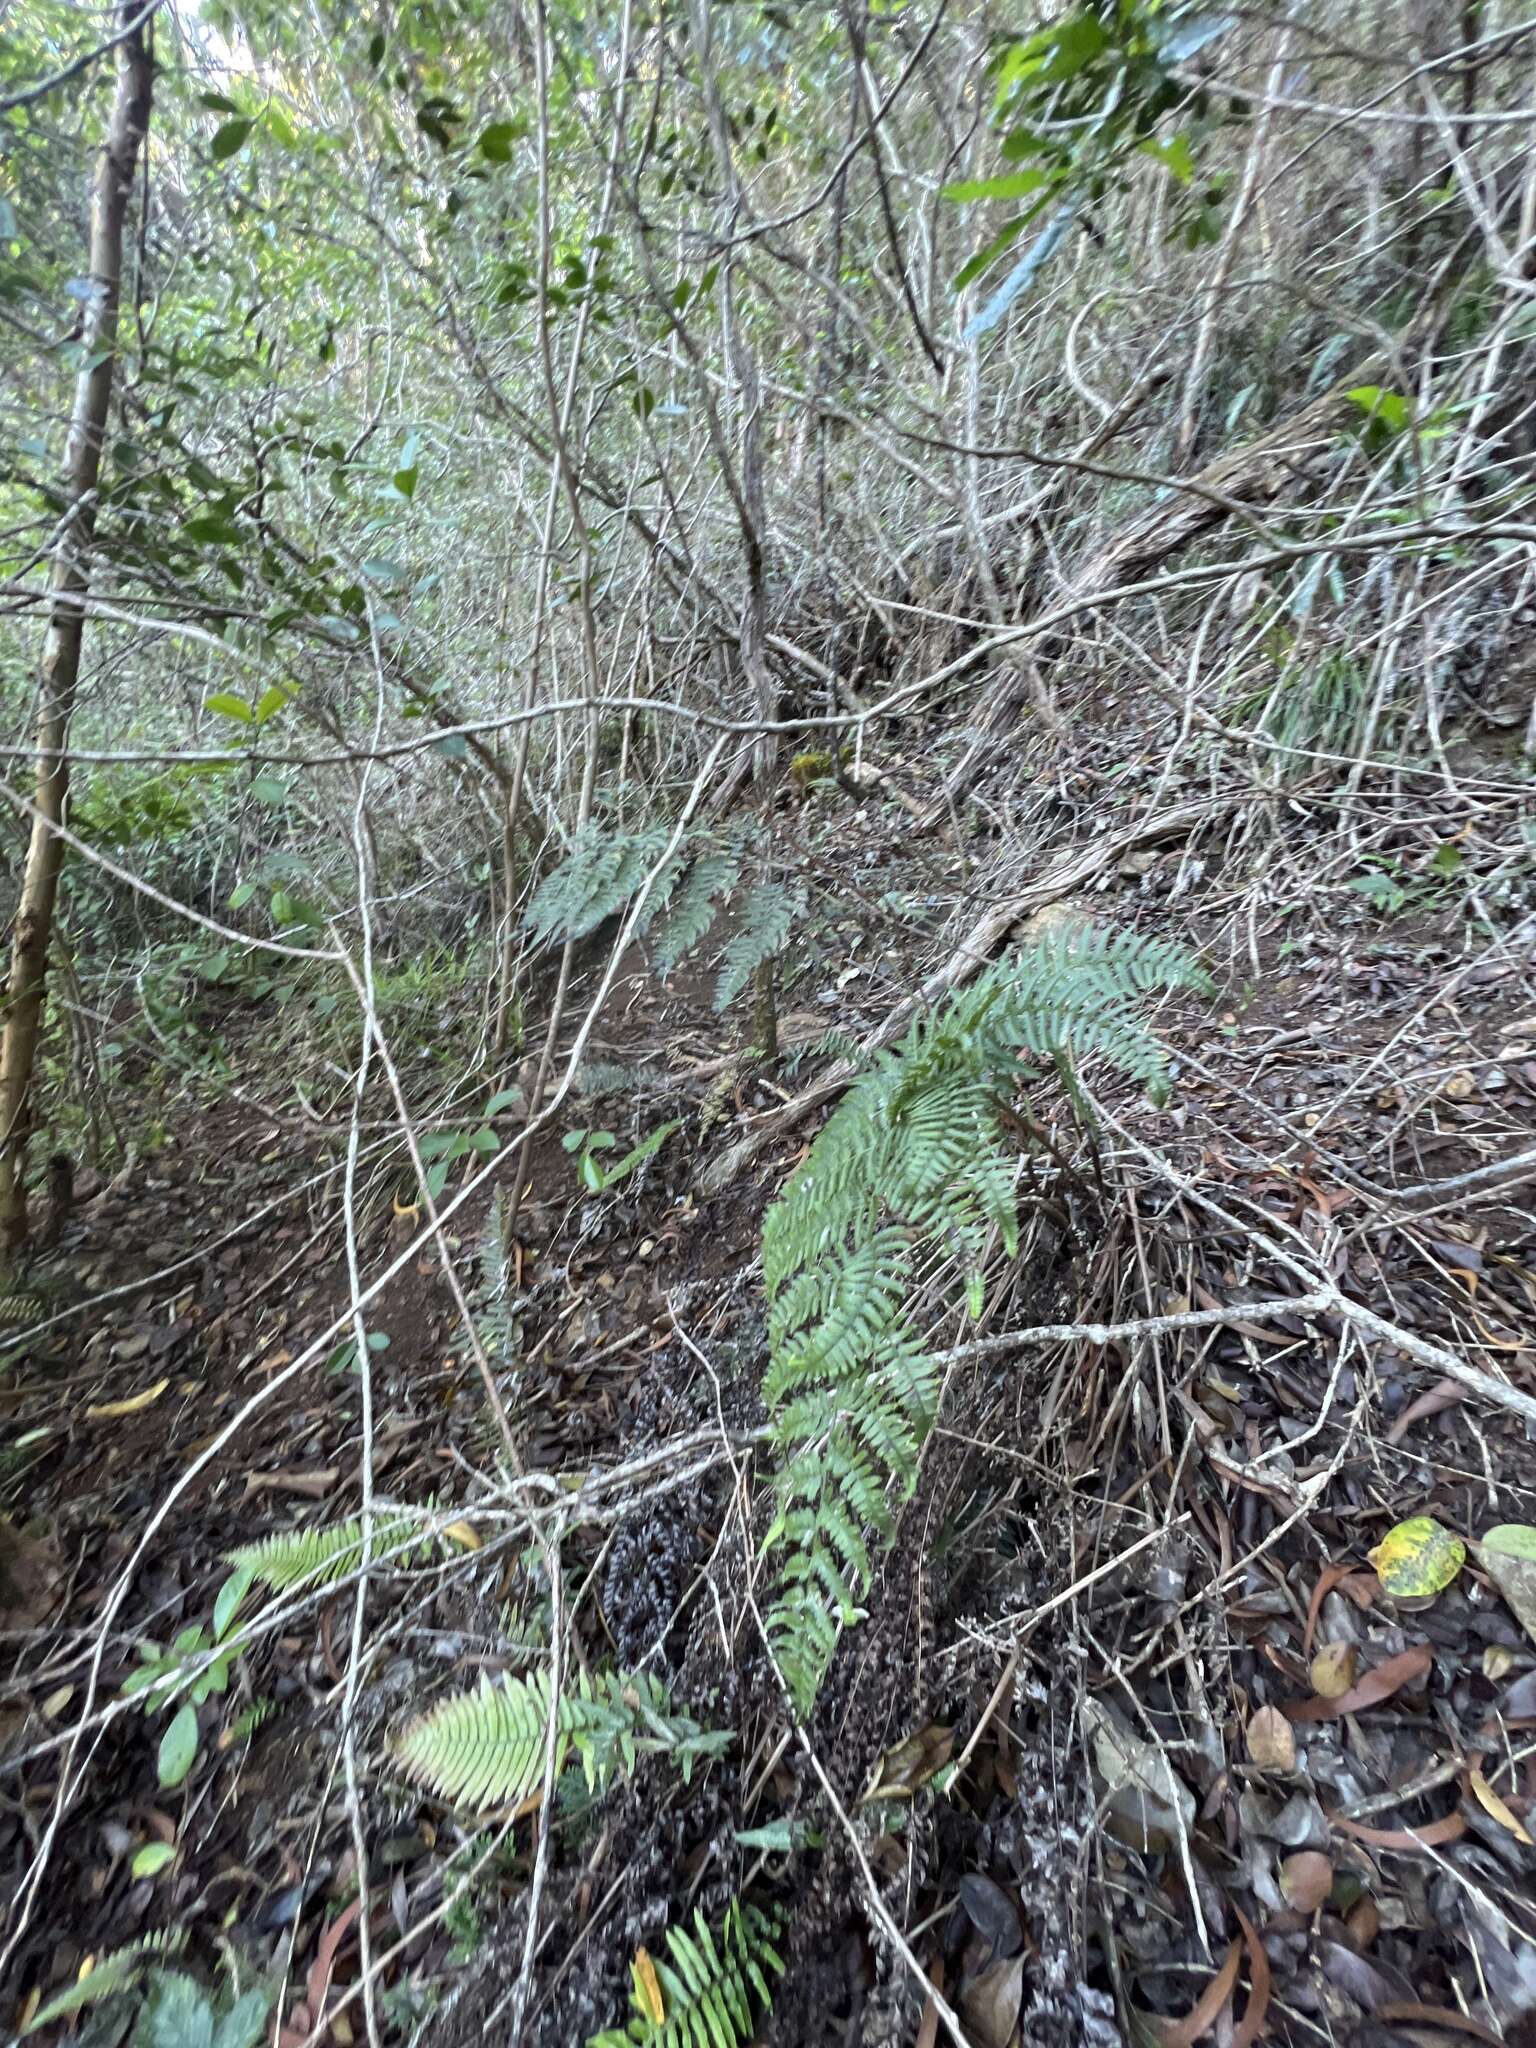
left=442, top=1520, right=481, bottom=1552
left=1369, top=1515, right=1465, bottom=1599
left=1310, top=1642, right=1356, bottom=1698
left=1245, top=1704, right=1295, bottom=1770
left=960, top=1953, right=1024, bottom=2048
left=1468, top=1764, right=1535, bottom=1846
left=1289, top=1641, right=1432, bottom=1721
left=1279, top=1851, right=1333, bottom=1912
left=85, top=1377, right=169, bottom=1421
left=1146, top=1940, right=1240, bottom=2047
left=633, top=1947, right=664, bottom=2027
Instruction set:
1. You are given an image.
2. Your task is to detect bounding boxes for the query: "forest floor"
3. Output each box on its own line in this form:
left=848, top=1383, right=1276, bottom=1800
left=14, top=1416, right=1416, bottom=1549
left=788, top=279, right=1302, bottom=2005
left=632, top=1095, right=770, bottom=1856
left=4, top=697, right=1536, bottom=2048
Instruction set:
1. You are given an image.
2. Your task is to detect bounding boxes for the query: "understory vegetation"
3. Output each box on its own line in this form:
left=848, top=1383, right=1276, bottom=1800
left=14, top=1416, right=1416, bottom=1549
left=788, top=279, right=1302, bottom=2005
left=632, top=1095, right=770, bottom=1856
left=3, top=3, right=1536, bottom=2046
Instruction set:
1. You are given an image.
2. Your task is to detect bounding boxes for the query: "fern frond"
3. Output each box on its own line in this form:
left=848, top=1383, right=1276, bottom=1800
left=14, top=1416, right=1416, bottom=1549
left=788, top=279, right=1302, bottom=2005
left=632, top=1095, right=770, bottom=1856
left=23, top=1932, right=186, bottom=2033
left=227, top=1511, right=437, bottom=1593
left=650, top=846, right=738, bottom=972
left=759, top=925, right=1205, bottom=1712
left=712, top=881, right=804, bottom=1012
left=477, top=1192, right=520, bottom=1372
left=586, top=1902, right=784, bottom=2048
left=396, top=1666, right=729, bottom=1810
left=525, top=824, right=667, bottom=945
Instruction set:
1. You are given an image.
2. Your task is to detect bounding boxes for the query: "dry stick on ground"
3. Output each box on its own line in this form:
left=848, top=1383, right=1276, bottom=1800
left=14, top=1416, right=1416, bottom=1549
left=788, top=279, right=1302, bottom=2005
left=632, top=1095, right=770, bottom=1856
left=1088, top=1093, right=1536, bottom=1432
left=697, top=792, right=1228, bottom=1195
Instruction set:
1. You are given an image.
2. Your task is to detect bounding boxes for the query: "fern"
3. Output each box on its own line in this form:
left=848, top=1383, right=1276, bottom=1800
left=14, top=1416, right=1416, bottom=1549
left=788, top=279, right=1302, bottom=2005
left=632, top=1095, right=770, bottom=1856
left=712, top=881, right=804, bottom=1012
left=476, top=1192, right=520, bottom=1375
left=226, top=1510, right=441, bottom=1594
left=650, top=845, right=739, bottom=972
left=760, top=928, right=1207, bottom=1712
left=396, top=1665, right=730, bottom=1810
left=525, top=824, right=667, bottom=945
left=586, top=1901, right=784, bottom=2048
left=23, top=1933, right=186, bottom=2033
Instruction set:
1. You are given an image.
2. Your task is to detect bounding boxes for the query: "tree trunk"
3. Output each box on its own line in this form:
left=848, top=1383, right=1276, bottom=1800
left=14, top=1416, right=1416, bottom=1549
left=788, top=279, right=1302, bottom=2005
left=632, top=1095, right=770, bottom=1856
left=0, top=5, right=153, bottom=1259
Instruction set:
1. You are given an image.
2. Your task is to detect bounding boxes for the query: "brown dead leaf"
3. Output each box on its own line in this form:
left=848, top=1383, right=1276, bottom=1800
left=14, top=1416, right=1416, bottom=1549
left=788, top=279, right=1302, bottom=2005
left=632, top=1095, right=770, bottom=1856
left=1310, top=1642, right=1357, bottom=1698
left=1230, top=1904, right=1270, bottom=2048
left=1385, top=1377, right=1466, bottom=1445
left=1287, top=1641, right=1432, bottom=1721
left=960, top=1953, right=1024, bottom=2048
left=1375, top=2005, right=1502, bottom=2045
left=1245, top=1704, right=1295, bottom=1770
left=1278, top=1851, right=1333, bottom=1913
left=0, top=1517, right=62, bottom=1630
left=243, top=1467, right=339, bottom=1501
left=1468, top=1764, right=1534, bottom=1845
left=1146, top=1940, right=1240, bottom=2046
left=1303, top=1562, right=1377, bottom=1657
left=1329, top=1808, right=1466, bottom=1852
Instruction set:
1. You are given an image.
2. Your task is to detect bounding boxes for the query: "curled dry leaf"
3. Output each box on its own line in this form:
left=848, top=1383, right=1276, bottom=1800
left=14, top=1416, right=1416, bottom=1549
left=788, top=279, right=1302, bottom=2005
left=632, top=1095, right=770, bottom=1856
left=1310, top=1641, right=1357, bottom=1699
left=1278, top=1850, right=1333, bottom=1913
left=1288, top=1641, right=1432, bottom=1722
left=84, top=1377, right=169, bottom=1421
left=1146, top=1940, right=1240, bottom=2048
left=1245, top=1704, right=1295, bottom=1770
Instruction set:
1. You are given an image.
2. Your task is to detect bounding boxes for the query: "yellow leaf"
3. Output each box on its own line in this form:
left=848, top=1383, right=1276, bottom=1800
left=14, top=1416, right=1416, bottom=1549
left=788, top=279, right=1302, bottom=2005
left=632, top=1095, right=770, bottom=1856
left=443, top=1520, right=480, bottom=1551
left=634, top=1947, right=664, bottom=2027
left=1368, top=1515, right=1465, bottom=1599
left=85, top=1378, right=169, bottom=1421
left=1469, top=1765, right=1535, bottom=1845
left=1310, top=1642, right=1356, bottom=1699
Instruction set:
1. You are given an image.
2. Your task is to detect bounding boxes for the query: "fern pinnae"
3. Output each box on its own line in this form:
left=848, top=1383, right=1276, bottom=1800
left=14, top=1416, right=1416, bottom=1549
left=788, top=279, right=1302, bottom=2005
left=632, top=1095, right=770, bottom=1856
left=650, top=845, right=738, bottom=971
left=758, top=927, right=1207, bottom=1713
left=586, top=1901, right=783, bottom=2048
left=396, top=1666, right=730, bottom=1810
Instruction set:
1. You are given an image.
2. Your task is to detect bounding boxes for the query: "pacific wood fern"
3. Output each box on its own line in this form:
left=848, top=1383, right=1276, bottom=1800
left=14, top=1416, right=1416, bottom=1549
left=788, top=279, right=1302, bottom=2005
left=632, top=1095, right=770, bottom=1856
left=586, top=1901, right=784, bottom=2048
left=524, top=819, right=782, bottom=1001
left=524, top=824, right=669, bottom=945
left=713, top=880, right=806, bottom=1012
left=396, top=1666, right=730, bottom=1810
left=761, top=928, right=1207, bottom=1712
left=226, top=1510, right=445, bottom=1594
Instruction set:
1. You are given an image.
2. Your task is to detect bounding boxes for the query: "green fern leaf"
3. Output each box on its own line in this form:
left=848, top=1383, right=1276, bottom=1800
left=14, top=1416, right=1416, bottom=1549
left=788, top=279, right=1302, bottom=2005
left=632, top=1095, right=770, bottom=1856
left=712, top=881, right=804, bottom=1012
left=650, top=846, right=738, bottom=972
left=396, top=1667, right=729, bottom=1811
left=758, top=925, right=1205, bottom=1713
left=23, top=1933, right=186, bottom=2033
left=586, top=1901, right=783, bottom=2048
left=227, top=1511, right=437, bottom=1593
left=525, top=824, right=667, bottom=945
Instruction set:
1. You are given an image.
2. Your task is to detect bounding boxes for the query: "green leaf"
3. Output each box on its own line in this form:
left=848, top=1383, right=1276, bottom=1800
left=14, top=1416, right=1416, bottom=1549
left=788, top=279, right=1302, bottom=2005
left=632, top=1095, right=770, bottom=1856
left=213, top=1563, right=254, bottom=1642
left=211, top=117, right=254, bottom=160
left=158, top=1704, right=200, bottom=1788
left=205, top=692, right=254, bottom=724
left=1482, top=1525, right=1536, bottom=1560
left=1347, top=385, right=1412, bottom=436
left=131, top=1841, right=177, bottom=1879
left=1141, top=133, right=1195, bottom=184
left=478, top=120, right=521, bottom=161
left=942, top=168, right=1052, bottom=203
left=183, top=515, right=241, bottom=545
left=252, top=685, right=290, bottom=724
